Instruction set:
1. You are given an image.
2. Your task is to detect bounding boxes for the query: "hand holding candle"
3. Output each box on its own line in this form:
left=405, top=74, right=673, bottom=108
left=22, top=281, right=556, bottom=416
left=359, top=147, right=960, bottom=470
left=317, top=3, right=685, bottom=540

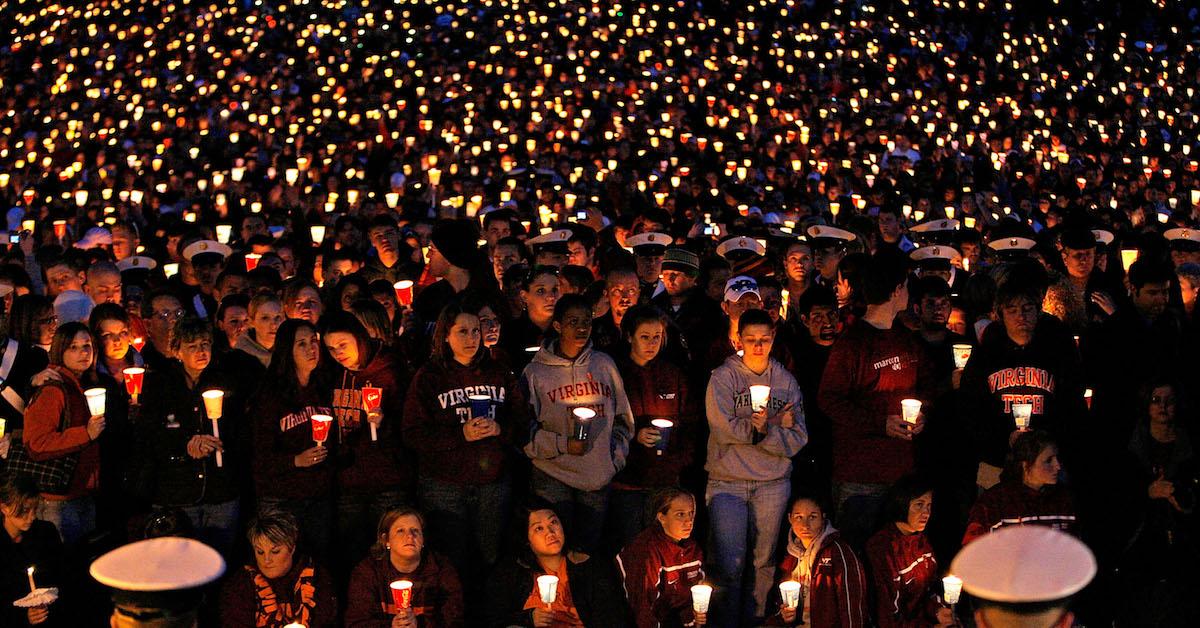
left=393, top=280, right=414, bottom=307
left=202, top=390, right=225, bottom=467
left=572, top=407, right=595, bottom=441
left=84, top=388, right=106, bottom=417
left=311, top=414, right=333, bottom=446
left=901, top=399, right=922, bottom=424
left=779, top=580, right=801, bottom=610
left=749, top=385, right=771, bottom=412
left=27, top=566, right=36, bottom=592
left=536, top=574, right=558, bottom=608
left=390, top=580, right=413, bottom=611
left=690, top=584, right=712, bottom=614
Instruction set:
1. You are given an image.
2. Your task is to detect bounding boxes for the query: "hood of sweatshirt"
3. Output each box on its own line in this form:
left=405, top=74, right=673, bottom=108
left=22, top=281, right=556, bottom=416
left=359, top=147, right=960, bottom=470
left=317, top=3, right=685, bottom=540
left=234, top=331, right=272, bottom=367
left=531, top=340, right=595, bottom=369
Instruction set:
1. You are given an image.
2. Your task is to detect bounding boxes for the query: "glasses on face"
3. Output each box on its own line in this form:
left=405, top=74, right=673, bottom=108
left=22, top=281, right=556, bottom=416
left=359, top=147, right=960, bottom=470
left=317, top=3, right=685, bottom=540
left=155, top=309, right=186, bottom=321
left=36, top=315, right=59, bottom=326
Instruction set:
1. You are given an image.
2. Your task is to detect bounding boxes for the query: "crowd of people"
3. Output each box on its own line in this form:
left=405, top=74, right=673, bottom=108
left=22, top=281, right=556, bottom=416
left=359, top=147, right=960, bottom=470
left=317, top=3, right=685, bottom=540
left=1, top=0, right=1199, bottom=625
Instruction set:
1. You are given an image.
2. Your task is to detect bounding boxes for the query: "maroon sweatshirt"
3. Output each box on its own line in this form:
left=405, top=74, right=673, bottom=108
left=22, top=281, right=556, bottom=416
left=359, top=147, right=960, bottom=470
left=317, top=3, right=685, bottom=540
left=615, top=526, right=705, bottom=628
left=613, top=357, right=700, bottom=490
left=819, top=320, right=933, bottom=485
left=218, top=555, right=338, bottom=628
left=963, top=480, right=1078, bottom=545
left=331, top=345, right=413, bottom=495
left=864, top=526, right=946, bottom=628
left=344, top=552, right=464, bottom=628
left=251, top=376, right=337, bottom=501
left=402, top=354, right=526, bottom=486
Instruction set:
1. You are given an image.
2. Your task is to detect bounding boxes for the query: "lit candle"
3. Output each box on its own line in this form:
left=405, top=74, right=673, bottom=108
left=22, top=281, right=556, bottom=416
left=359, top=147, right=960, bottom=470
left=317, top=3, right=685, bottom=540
left=536, top=575, right=558, bottom=609
left=943, top=575, right=963, bottom=605
left=1012, top=403, right=1033, bottom=430
left=749, top=385, right=771, bottom=412
left=573, top=407, right=595, bottom=440
left=84, top=388, right=106, bottom=417
left=690, top=584, right=713, bottom=613
left=122, top=367, right=145, bottom=405
left=203, top=390, right=225, bottom=467
left=27, top=566, right=36, bottom=592
left=901, top=399, right=922, bottom=424
left=779, top=580, right=801, bottom=609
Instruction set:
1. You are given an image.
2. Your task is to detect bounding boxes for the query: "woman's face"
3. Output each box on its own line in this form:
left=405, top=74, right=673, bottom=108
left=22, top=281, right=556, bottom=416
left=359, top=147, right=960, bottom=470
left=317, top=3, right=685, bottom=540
left=252, top=301, right=285, bottom=348
left=1024, top=445, right=1062, bottom=487
left=478, top=306, right=501, bottom=348
left=323, top=331, right=361, bottom=370
left=386, top=514, right=424, bottom=563
left=656, top=496, right=696, bottom=542
left=527, top=509, right=565, bottom=558
left=629, top=320, right=664, bottom=364
left=0, top=498, right=38, bottom=535
left=905, top=491, right=933, bottom=533
left=1148, top=385, right=1176, bottom=426
left=62, top=330, right=95, bottom=374
left=339, top=284, right=361, bottom=312
left=35, top=310, right=58, bottom=346
left=252, top=536, right=295, bottom=580
left=287, top=287, right=323, bottom=324
left=447, top=313, right=481, bottom=363
left=522, top=274, right=561, bottom=321
left=292, top=327, right=320, bottom=373
left=97, top=318, right=131, bottom=362
left=788, top=499, right=826, bottom=545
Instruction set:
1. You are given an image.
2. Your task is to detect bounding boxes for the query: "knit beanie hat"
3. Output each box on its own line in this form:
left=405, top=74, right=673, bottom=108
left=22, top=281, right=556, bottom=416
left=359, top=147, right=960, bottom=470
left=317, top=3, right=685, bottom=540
left=431, top=219, right=480, bottom=269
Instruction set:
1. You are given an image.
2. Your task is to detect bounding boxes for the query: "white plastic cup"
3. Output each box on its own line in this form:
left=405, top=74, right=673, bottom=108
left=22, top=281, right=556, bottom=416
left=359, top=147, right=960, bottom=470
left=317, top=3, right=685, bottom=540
left=943, top=575, right=963, bottom=605
left=952, top=344, right=972, bottom=369
left=201, top=390, right=224, bottom=419
left=901, top=399, right=922, bottom=424
left=536, top=574, right=559, bottom=605
left=1012, top=403, right=1033, bottom=430
left=84, top=388, right=106, bottom=417
left=779, top=580, right=801, bottom=609
left=690, top=584, right=713, bottom=613
left=749, top=385, right=771, bottom=412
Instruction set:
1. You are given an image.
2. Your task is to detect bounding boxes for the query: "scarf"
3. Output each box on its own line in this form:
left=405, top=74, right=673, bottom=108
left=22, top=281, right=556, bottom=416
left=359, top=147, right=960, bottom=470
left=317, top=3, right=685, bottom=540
left=250, top=559, right=317, bottom=627
left=786, top=521, right=836, bottom=625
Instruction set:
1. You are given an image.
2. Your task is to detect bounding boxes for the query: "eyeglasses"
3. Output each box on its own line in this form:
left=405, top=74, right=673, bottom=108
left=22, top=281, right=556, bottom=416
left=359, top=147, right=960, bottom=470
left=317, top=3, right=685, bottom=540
left=36, top=315, right=59, bottom=326
left=154, top=309, right=186, bottom=321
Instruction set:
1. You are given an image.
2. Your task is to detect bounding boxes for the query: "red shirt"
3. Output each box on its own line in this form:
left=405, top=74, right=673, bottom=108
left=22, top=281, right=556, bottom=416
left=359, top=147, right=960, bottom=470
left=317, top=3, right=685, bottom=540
left=963, top=480, right=1078, bottom=546
left=23, top=366, right=101, bottom=500
left=616, top=526, right=705, bottom=628
left=864, top=526, right=945, bottom=628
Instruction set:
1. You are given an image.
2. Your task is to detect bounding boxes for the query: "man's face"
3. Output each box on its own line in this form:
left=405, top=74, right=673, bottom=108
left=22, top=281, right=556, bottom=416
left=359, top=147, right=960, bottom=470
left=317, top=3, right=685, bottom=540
left=784, top=246, right=813, bottom=285
left=917, top=294, right=952, bottom=329
left=218, top=305, right=249, bottom=348
left=1180, top=276, right=1200, bottom=308
left=723, top=293, right=763, bottom=327
left=878, top=213, right=901, bottom=242
left=85, top=270, right=122, bottom=305
left=607, top=273, right=640, bottom=321
left=567, top=241, right=593, bottom=268
left=738, top=322, right=774, bottom=358
left=111, top=228, right=137, bottom=260
left=1134, top=281, right=1171, bottom=318
left=635, top=254, right=664, bottom=285
left=1061, top=247, right=1095, bottom=279
left=46, top=264, right=84, bottom=297
left=1170, top=249, right=1200, bottom=268
left=369, top=225, right=401, bottom=260
left=148, top=296, right=185, bottom=348
left=326, top=259, right=360, bottom=287
left=661, top=269, right=696, bottom=297
left=999, top=297, right=1039, bottom=340
left=192, top=260, right=221, bottom=291
left=758, top=287, right=783, bottom=323
left=485, top=220, right=511, bottom=247
left=241, top=217, right=267, bottom=243
left=802, top=305, right=838, bottom=344
left=492, top=244, right=523, bottom=281
left=217, top=275, right=249, bottom=301
left=814, top=248, right=844, bottom=278
left=534, top=251, right=568, bottom=268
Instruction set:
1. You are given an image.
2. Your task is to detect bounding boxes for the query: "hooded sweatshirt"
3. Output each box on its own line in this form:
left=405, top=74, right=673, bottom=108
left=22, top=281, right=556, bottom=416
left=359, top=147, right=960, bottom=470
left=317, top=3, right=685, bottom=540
left=774, top=525, right=868, bottom=628
left=521, top=342, right=633, bottom=492
left=329, top=344, right=413, bottom=495
left=705, top=355, right=808, bottom=483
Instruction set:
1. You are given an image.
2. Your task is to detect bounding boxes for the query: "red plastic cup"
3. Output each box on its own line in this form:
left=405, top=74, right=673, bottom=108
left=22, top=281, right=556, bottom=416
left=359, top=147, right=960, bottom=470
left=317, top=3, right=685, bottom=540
left=393, top=280, right=414, bottom=307
left=131, top=336, right=146, bottom=353
left=362, top=386, right=382, bottom=412
left=244, top=253, right=261, bottom=271
left=311, top=414, right=333, bottom=444
left=122, top=367, right=145, bottom=402
left=390, top=580, right=413, bottom=610
left=53, top=220, right=67, bottom=240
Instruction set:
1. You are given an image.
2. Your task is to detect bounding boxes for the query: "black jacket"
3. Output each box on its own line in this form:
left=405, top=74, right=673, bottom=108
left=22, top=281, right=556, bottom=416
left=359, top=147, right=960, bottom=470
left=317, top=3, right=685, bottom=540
left=483, top=553, right=632, bottom=628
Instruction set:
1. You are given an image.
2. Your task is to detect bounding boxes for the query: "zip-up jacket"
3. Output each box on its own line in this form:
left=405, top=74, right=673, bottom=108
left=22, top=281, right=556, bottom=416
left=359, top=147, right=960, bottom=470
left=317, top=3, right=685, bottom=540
left=864, top=526, right=945, bottom=628
left=615, top=526, right=705, bottom=628
left=771, top=531, right=868, bottom=628
left=962, top=480, right=1078, bottom=545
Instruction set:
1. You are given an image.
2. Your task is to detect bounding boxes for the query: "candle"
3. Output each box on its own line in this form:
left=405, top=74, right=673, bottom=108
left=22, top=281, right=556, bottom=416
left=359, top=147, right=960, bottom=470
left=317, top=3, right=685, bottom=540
left=393, top=280, right=414, bottom=307
left=468, top=394, right=492, bottom=421
left=1084, top=388, right=1093, bottom=410
left=215, top=224, right=232, bottom=244
left=0, top=418, right=6, bottom=439
left=536, top=574, right=558, bottom=607
left=1120, top=249, right=1139, bottom=273
left=779, top=580, right=801, bottom=609
left=53, top=220, right=67, bottom=240
left=572, top=407, right=595, bottom=440
left=690, top=584, right=713, bottom=613
left=203, top=390, right=225, bottom=466
left=363, top=386, right=382, bottom=442
left=749, top=385, right=771, bottom=412
left=390, top=579, right=414, bottom=610
left=943, top=575, right=963, bottom=605
left=244, top=253, right=261, bottom=271
left=163, top=262, right=180, bottom=278
left=27, top=566, right=36, bottom=592
left=952, top=344, right=972, bottom=369
left=132, top=336, right=146, bottom=353
left=311, top=414, right=333, bottom=446
left=1012, top=403, right=1033, bottom=430
left=651, top=419, right=674, bottom=456
left=122, top=367, right=145, bottom=405
left=901, top=399, right=922, bottom=424
left=310, top=225, right=326, bottom=244
left=84, top=388, right=106, bottom=416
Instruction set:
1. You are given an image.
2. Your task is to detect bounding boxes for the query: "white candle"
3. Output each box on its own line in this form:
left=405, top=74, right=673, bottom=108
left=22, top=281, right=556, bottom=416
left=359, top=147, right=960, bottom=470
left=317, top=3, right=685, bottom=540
left=27, top=566, right=36, bottom=592
left=1012, top=403, right=1033, bottom=430
left=901, top=399, right=922, bottom=424
left=84, top=388, right=106, bottom=417
left=779, top=580, right=801, bottom=609
left=536, top=574, right=558, bottom=606
left=943, top=575, right=963, bottom=605
left=952, top=344, right=972, bottom=369
left=749, top=385, right=771, bottom=412
left=690, top=584, right=713, bottom=613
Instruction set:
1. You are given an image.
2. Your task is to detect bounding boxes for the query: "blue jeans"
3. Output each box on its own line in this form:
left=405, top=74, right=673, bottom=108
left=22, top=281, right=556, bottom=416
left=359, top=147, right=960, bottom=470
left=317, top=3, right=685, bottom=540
left=168, top=500, right=239, bottom=558
left=606, top=487, right=650, bottom=555
left=706, top=478, right=791, bottom=628
left=259, top=496, right=334, bottom=564
left=531, top=467, right=609, bottom=555
left=38, top=496, right=96, bottom=547
left=833, top=481, right=889, bottom=550
left=419, top=476, right=510, bottom=587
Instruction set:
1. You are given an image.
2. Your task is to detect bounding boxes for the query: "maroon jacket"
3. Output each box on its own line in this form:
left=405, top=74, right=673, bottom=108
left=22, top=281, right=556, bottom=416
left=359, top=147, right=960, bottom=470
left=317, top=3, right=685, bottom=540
left=331, top=345, right=413, bottom=495
left=612, top=357, right=699, bottom=490
left=864, top=526, right=945, bottom=628
left=344, top=552, right=464, bottom=628
left=251, top=376, right=337, bottom=501
left=963, top=479, right=1078, bottom=545
left=772, top=531, right=869, bottom=628
left=819, top=321, right=933, bottom=485
left=402, top=354, right=526, bottom=485
left=218, top=555, right=337, bottom=628
left=615, top=526, right=705, bottom=628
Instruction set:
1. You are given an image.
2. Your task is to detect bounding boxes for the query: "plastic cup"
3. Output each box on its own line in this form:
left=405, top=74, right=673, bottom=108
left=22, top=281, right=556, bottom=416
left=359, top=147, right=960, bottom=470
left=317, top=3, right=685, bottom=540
left=122, top=367, right=145, bottom=403
left=390, top=580, right=413, bottom=609
left=363, top=386, right=383, bottom=441
left=131, top=336, right=146, bottom=353
left=1012, top=403, right=1033, bottom=430
left=53, top=220, right=67, bottom=240
left=469, top=394, right=492, bottom=420
left=952, top=344, right=972, bottom=369
left=393, top=280, right=414, bottom=306
left=779, top=580, right=801, bottom=609
left=901, top=399, right=922, bottom=424
left=1084, top=388, right=1093, bottom=410
left=572, top=407, right=595, bottom=440
left=163, top=262, right=179, bottom=278
left=0, top=418, right=6, bottom=438
left=244, top=253, right=261, bottom=271
left=311, top=414, right=333, bottom=444
left=536, top=574, right=558, bottom=605
left=215, top=225, right=232, bottom=244
left=943, top=575, right=963, bottom=605
left=84, top=388, right=106, bottom=416
left=749, top=385, right=771, bottom=412
left=651, top=418, right=674, bottom=455
left=690, top=584, right=713, bottom=613
left=202, top=390, right=225, bottom=419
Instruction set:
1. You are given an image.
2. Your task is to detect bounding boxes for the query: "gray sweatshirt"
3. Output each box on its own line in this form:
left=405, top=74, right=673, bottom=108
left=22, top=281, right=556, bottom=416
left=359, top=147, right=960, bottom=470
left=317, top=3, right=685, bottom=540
left=705, top=354, right=809, bottom=482
left=521, top=342, right=634, bottom=491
